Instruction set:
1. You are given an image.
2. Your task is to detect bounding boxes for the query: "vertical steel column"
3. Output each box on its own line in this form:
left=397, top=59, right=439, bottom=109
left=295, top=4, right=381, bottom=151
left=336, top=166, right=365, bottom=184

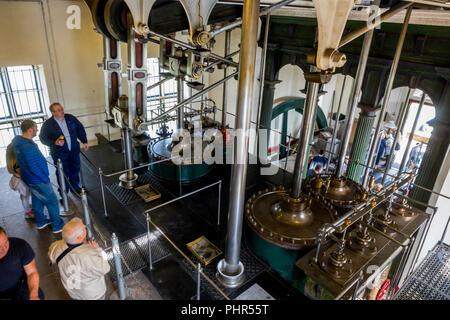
left=382, top=88, right=413, bottom=185
left=111, top=233, right=126, bottom=300
left=56, top=158, right=70, bottom=215
left=362, top=6, right=412, bottom=187
left=222, top=30, right=231, bottom=127
left=125, top=129, right=134, bottom=179
left=336, top=29, right=374, bottom=177
left=326, top=76, right=347, bottom=173
left=119, top=128, right=138, bottom=189
left=98, top=168, right=108, bottom=217
left=291, top=81, right=320, bottom=199
left=177, top=76, right=184, bottom=129
left=146, top=213, right=153, bottom=271
left=217, top=181, right=222, bottom=226
left=217, top=0, right=260, bottom=288
left=256, top=13, right=271, bottom=141
left=397, top=92, right=426, bottom=177
left=197, top=263, right=202, bottom=300
left=81, top=188, right=93, bottom=240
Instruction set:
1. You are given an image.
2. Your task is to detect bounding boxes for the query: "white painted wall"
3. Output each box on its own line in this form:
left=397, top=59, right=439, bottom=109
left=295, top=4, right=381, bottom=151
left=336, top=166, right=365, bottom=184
left=0, top=0, right=163, bottom=145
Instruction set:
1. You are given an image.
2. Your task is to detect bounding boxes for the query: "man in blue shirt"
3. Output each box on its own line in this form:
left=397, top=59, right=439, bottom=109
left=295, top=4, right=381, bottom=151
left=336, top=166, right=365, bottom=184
left=307, top=164, right=323, bottom=177
left=0, top=226, right=44, bottom=300
left=309, top=150, right=328, bottom=172
left=11, top=119, right=65, bottom=233
left=39, top=103, right=88, bottom=195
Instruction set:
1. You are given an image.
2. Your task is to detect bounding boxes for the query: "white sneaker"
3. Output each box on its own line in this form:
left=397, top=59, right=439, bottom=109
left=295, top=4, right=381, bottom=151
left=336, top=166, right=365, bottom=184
left=37, top=221, right=51, bottom=230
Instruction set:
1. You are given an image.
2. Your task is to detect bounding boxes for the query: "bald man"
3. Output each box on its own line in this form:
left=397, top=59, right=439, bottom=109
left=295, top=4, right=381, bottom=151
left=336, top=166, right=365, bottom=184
left=48, top=218, right=110, bottom=300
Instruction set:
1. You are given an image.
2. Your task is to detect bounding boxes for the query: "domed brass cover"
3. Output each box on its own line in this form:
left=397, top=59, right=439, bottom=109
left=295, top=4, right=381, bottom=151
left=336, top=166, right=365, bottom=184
left=304, top=175, right=367, bottom=208
left=245, top=186, right=338, bottom=250
left=390, top=201, right=416, bottom=218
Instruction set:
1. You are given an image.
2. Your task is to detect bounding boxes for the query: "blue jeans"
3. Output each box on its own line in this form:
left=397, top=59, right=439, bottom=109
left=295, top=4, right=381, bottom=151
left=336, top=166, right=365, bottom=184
left=28, top=182, right=64, bottom=231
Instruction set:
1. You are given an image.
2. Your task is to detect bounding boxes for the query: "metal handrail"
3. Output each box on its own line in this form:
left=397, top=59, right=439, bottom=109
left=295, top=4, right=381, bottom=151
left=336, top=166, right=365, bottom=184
left=100, top=158, right=171, bottom=178
left=148, top=219, right=230, bottom=300
left=144, top=180, right=222, bottom=215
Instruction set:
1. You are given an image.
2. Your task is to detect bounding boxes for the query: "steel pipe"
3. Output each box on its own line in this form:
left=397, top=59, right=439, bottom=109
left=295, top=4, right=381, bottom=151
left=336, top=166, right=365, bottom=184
left=147, top=31, right=239, bottom=68
left=336, top=29, right=374, bottom=177
left=411, top=182, right=450, bottom=201
left=177, top=77, right=184, bottom=129
left=98, top=168, right=108, bottom=217
left=222, top=30, right=232, bottom=126
left=217, top=182, right=222, bottom=226
left=56, top=158, right=70, bottom=214
left=147, top=75, right=174, bottom=91
left=102, top=158, right=170, bottom=178
left=111, top=233, right=126, bottom=300
left=146, top=213, right=153, bottom=271
left=326, top=77, right=346, bottom=174
left=197, top=263, right=202, bottom=300
left=81, top=188, right=93, bottom=240
left=220, top=0, right=260, bottom=283
left=397, top=91, right=426, bottom=178
left=139, top=72, right=238, bottom=129
left=211, top=0, right=296, bottom=37
left=124, top=129, right=134, bottom=180
left=256, top=13, right=271, bottom=149
left=144, top=180, right=222, bottom=214
left=291, top=81, right=320, bottom=199
left=119, top=128, right=138, bottom=191
left=205, top=50, right=239, bottom=73
left=339, top=2, right=413, bottom=48
left=382, top=87, right=413, bottom=185
left=362, top=6, right=412, bottom=187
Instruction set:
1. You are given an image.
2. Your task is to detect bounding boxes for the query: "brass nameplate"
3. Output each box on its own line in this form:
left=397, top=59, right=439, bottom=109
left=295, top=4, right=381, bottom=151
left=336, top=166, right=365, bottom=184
left=135, top=184, right=161, bottom=203
left=187, top=236, right=222, bottom=266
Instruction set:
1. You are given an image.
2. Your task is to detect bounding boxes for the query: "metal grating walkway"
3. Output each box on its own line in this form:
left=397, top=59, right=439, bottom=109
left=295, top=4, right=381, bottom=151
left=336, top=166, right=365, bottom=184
left=105, top=171, right=176, bottom=206
left=394, top=243, right=450, bottom=300
left=105, top=231, right=171, bottom=280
